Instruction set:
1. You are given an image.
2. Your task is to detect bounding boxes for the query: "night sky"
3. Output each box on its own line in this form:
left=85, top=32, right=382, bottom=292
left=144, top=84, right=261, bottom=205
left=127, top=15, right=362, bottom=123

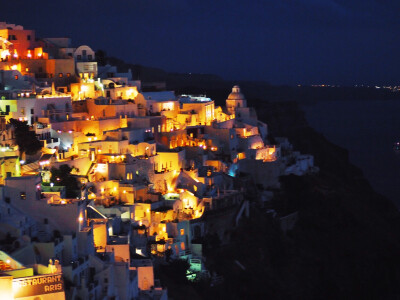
left=2, top=0, right=400, bottom=85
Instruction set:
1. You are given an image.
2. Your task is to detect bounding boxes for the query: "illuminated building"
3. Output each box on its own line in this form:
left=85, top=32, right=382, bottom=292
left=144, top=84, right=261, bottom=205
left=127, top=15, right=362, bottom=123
left=0, top=20, right=318, bottom=298
left=225, top=85, right=247, bottom=115
left=0, top=22, right=36, bottom=59
left=178, top=95, right=215, bottom=126
left=0, top=251, right=65, bottom=300
left=74, top=45, right=97, bottom=79
left=0, top=95, right=72, bottom=126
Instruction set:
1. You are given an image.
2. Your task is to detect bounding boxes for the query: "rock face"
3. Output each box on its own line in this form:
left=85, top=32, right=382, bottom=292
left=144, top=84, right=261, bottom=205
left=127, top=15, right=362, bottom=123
left=190, top=101, right=400, bottom=299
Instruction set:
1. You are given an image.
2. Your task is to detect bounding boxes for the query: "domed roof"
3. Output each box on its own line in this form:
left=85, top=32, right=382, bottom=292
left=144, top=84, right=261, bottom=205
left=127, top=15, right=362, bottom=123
left=227, top=85, right=245, bottom=100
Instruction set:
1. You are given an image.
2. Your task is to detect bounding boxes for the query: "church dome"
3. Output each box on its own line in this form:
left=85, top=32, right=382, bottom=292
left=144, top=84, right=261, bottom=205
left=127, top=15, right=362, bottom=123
left=227, top=85, right=245, bottom=100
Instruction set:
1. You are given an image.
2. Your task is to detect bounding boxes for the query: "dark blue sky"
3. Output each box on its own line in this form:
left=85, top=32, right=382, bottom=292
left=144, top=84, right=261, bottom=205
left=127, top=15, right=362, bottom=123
left=2, top=0, right=400, bottom=85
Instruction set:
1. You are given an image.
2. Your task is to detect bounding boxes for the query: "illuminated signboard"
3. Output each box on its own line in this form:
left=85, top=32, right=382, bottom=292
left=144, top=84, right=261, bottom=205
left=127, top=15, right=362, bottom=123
left=12, top=274, right=64, bottom=298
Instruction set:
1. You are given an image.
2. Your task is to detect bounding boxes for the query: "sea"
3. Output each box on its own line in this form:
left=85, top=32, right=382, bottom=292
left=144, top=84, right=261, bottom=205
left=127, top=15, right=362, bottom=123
left=301, top=99, right=400, bottom=208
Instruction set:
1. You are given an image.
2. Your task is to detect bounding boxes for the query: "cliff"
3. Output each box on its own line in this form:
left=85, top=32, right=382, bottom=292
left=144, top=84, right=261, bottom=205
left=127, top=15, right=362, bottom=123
left=195, top=101, right=400, bottom=299
left=96, top=54, right=400, bottom=297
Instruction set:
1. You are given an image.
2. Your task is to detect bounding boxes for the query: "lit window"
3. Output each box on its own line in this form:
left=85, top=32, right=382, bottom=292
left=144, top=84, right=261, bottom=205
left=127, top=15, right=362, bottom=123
left=20, top=192, right=26, bottom=200
left=14, top=75, right=18, bottom=80
left=59, top=73, right=63, bottom=78
left=67, top=73, right=71, bottom=77
left=181, top=242, right=185, bottom=251
left=180, top=229, right=184, bottom=235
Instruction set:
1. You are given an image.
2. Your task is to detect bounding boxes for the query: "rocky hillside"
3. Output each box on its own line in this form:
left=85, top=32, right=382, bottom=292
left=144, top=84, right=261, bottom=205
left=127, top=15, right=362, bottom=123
left=194, top=101, right=400, bottom=299
left=96, top=53, right=400, bottom=298
left=160, top=101, right=400, bottom=299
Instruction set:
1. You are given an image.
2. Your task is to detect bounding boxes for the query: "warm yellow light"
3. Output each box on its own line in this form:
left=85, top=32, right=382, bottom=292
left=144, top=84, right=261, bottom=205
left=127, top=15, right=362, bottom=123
left=78, top=216, right=83, bottom=222
left=123, top=190, right=126, bottom=194
left=0, top=49, right=10, bottom=60
left=126, top=88, right=138, bottom=98
left=113, top=187, right=117, bottom=192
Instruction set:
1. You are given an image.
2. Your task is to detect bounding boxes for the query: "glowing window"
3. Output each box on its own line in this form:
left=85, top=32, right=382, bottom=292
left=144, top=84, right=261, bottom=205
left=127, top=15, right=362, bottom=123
left=59, top=73, right=63, bottom=78
left=14, top=75, right=18, bottom=80
left=180, top=229, right=184, bottom=235
left=181, top=242, right=185, bottom=251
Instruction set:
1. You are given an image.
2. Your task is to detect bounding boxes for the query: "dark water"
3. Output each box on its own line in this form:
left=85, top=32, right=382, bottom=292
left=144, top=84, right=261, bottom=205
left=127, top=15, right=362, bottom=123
left=302, top=100, right=400, bottom=207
